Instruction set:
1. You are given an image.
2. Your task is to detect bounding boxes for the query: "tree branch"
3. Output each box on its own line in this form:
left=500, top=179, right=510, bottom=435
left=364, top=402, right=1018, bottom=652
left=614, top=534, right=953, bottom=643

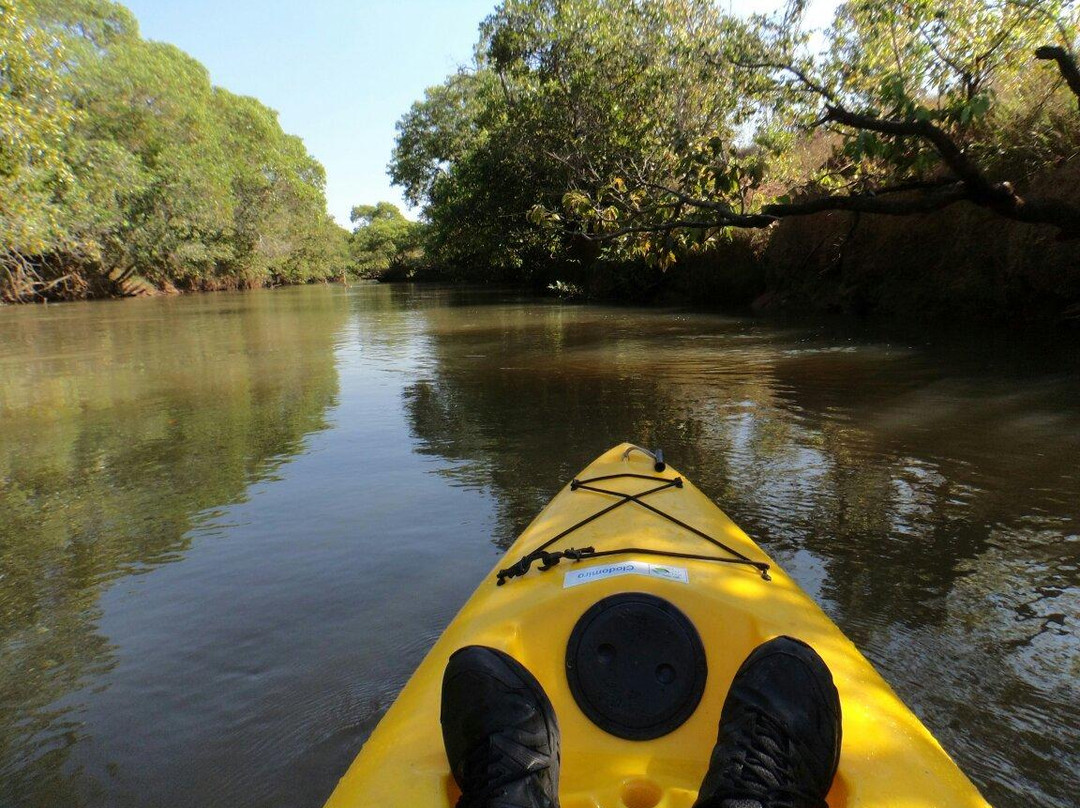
left=580, top=43, right=1080, bottom=246
left=822, top=105, right=1003, bottom=200
left=1035, top=45, right=1080, bottom=105
left=820, top=102, right=1080, bottom=237
left=581, top=185, right=971, bottom=240
left=580, top=177, right=1080, bottom=241
left=727, top=57, right=838, bottom=103
left=578, top=213, right=777, bottom=241
left=763, top=183, right=971, bottom=217
left=642, top=181, right=740, bottom=214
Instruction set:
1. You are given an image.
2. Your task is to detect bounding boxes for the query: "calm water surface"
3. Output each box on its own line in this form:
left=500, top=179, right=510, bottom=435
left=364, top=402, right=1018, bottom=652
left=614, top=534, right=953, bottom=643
left=0, top=284, right=1077, bottom=808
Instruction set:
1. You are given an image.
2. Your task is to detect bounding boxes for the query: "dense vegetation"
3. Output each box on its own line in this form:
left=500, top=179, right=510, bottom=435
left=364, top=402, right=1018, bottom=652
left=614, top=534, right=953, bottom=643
left=0, top=0, right=349, bottom=302
left=347, top=201, right=426, bottom=280
left=6, top=0, right=1078, bottom=314
left=391, top=0, right=1080, bottom=316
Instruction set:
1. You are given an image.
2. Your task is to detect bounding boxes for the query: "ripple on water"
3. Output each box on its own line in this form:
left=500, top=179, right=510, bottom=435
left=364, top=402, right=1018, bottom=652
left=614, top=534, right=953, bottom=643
left=1, top=286, right=1078, bottom=808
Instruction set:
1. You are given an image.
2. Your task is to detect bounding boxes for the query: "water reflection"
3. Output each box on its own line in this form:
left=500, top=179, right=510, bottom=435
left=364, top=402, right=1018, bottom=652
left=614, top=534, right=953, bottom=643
left=403, top=296, right=1080, bottom=808
left=0, top=287, right=348, bottom=805
left=0, top=286, right=1076, bottom=808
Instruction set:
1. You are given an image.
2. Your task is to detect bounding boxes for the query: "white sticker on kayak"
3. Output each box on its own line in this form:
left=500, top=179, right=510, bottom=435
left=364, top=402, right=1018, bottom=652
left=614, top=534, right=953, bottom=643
left=562, top=561, right=689, bottom=588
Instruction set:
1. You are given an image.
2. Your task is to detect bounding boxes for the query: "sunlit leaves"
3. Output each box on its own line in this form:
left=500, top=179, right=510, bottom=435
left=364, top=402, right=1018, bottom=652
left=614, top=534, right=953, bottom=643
left=2, top=0, right=346, bottom=301
left=0, top=0, right=76, bottom=257
left=348, top=202, right=424, bottom=278
left=821, top=0, right=1078, bottom=180
left=392, top=0, right=1080, bottom=278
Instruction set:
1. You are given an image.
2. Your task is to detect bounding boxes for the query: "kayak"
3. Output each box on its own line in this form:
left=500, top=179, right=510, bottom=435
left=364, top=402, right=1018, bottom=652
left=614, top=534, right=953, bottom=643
left=324, top=443, right=990, bottom=808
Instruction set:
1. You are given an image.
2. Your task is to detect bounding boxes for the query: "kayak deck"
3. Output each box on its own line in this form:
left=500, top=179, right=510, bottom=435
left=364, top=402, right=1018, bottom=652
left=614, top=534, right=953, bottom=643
left=324, top=444, right=990, bottom=808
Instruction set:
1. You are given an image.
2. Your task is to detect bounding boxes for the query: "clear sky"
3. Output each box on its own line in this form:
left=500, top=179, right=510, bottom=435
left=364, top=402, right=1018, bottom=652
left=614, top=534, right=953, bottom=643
left=122, top=1, right=839, bottom=227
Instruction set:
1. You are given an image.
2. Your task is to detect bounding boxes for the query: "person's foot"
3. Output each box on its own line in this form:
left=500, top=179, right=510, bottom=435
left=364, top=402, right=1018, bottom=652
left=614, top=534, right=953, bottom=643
left=441, top=645, right=560, bottom=808
left=693, top=636, right=842, bottom=808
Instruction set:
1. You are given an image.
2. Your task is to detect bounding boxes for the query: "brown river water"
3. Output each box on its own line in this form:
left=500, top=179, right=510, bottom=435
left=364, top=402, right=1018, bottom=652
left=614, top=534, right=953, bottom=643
left=0, top=284, right=1077, bottom=808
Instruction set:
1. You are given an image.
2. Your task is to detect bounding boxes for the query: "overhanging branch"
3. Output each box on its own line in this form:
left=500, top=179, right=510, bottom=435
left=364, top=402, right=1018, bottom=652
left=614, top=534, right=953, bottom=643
left=579, top=212, right=777, bottom=241
left=576, top=179, right=1080, bottom=241
left=1036, top=45, right=1080, bottom=105
left=576, top=43, right=1080, bottom=245
left=822, top=105, right=1004, bottom=200
left=821, top=102, right=1080, bottom=238
left=763, top=183, right=971, bottom=217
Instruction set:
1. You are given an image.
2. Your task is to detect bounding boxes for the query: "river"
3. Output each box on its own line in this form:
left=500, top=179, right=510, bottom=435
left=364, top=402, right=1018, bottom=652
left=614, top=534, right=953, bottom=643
left=0, top=284, right=1077, bottom=808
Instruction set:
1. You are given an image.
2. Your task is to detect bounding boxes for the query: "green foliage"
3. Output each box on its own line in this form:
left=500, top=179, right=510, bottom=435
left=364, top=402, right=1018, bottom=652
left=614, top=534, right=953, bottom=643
left=0, top=0, right=76, bottom=260
left=820, top=0, right=1078, bottom=181
left=0, top=0, right=345, bottom=302
left=391, top=66, right=557, bottom=278
left=391, top=0, right=1080, bottom=284
left=347, top=201, right=425, bottom=279
left=391, top=0, right=749, bottom=280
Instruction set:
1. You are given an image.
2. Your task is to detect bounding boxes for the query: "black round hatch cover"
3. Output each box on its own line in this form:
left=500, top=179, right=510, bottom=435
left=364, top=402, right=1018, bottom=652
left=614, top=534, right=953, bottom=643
left=565, top=592, right=707, bottom=740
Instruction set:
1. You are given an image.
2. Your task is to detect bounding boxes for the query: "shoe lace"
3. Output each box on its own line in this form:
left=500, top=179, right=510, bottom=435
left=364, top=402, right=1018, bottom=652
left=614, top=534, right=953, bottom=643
left=456, top=734, right=553, bottom=808
left=715, top=708, right=828, bottom=808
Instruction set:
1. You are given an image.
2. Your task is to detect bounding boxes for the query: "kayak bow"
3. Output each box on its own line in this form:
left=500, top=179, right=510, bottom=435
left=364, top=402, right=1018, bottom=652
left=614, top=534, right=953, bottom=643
left=325, top=444, right=990, bottom=808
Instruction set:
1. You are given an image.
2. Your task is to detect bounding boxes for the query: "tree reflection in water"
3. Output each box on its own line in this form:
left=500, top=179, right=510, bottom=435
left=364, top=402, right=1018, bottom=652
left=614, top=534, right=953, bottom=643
left=1, top=286, right=1075, bottom=808
left=0, top=288, right=348, bottom=805
left=403, top=295, right=1080, bottom=808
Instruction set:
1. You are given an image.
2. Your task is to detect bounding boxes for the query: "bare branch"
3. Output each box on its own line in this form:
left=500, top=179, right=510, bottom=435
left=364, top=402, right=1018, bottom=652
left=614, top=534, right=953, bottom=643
left=726, top=57, right=837, bottom=103
left=871, top=178, right=958, bottom=195
left=917, top=22, right=970, bottom=84
left=578, top=213, right=777, bottom=242
left=821, top=104, right=1004, bottom=200
left=764, top=183, right=971, bottom=217
left=1036, top=45, right=1080, bottom=106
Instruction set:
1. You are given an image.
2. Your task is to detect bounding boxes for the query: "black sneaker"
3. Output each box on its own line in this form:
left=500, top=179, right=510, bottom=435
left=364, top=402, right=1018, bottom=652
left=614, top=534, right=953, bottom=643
left=441, top=645, right=560, bottom=808
left=693, top=636, right=842, bottom=808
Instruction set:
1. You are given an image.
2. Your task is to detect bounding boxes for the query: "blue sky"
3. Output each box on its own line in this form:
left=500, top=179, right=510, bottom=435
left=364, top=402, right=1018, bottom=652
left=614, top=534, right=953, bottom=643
left=125, top=0, right=499, bottom=224
left=123, top=1, right=839, bottom=227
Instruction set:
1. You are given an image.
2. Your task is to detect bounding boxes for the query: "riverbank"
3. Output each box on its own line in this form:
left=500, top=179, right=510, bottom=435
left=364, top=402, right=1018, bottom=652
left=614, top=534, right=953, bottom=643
left=0, top=1, right=348, bottom=306
left=380, top=0, right=1080, bottom=330
left=548, top=161, right=1080, bottom=327
left=0, top=274, right=350, bottom=305
left=9, top=161, right=1080, bottom=328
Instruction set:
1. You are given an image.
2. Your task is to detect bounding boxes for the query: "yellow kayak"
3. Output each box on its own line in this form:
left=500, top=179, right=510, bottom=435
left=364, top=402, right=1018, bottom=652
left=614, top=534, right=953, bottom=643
left=325, top=444, right=990, bottom=808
